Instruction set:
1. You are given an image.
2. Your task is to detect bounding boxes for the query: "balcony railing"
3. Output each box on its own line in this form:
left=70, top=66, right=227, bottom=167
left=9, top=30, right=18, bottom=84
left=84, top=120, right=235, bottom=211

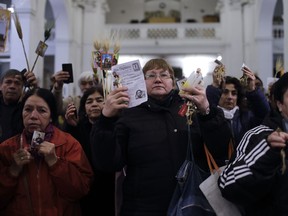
left=106, top=23, right=221, bottom=41
left=1, top=23, right=284, bottom=57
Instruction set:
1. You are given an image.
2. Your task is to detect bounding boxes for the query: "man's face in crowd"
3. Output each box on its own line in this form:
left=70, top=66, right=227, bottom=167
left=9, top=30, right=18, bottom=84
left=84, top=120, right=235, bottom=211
left=0, top=75, right=23, bottom=105
left=79, top=79, right=94, bottom=94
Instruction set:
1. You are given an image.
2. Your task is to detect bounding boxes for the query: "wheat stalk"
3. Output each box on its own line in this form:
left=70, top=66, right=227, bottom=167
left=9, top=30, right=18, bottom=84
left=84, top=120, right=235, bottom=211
left=93, top=39, right=101, bottom=51
left=13, top=11, right=30, bottom=72
left=113, top=41, right=121, bottom=54
left=111, top=30, right=121, bottom=54
left=102, top=38, right=110, bottom=53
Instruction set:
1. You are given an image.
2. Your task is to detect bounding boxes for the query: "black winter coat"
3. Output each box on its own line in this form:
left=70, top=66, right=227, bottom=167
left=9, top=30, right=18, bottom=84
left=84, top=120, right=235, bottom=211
left=0, top=95, right=23, bottom=143
left=64, top=119, right=115, bottom=216
left=91, top=90, right=231, bottom=216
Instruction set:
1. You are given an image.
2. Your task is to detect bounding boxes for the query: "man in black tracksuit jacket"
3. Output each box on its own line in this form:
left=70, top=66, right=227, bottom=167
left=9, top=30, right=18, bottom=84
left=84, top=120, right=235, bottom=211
left=219, top=73, right=288, bottom=216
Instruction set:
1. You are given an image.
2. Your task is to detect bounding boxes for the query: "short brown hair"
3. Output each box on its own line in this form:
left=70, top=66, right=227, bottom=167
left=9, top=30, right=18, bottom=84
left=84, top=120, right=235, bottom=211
left=143, top=58, right=175, bottom=85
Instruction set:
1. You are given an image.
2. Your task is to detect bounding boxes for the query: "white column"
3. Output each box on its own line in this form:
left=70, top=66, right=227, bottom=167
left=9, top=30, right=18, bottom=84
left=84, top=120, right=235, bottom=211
left=81, top=0, right=109, bottom=74
left=49, top=0, right=75, bottom=96
left=218, top=1, right=244, bottom=78
left=254, top=0, right=277, bottom=88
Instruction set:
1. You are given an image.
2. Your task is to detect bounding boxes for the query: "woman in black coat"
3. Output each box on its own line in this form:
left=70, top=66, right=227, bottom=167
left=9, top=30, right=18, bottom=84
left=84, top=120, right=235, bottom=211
left=64, top=85, right=115, bottom=216
left=90, top=59, right=231, bottom=216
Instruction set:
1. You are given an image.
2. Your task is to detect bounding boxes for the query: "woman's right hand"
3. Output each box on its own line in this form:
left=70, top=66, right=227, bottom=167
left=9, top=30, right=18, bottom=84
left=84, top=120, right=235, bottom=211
left=10, top=148, right=33, bottom=177
left=51, top=70, right=70, bottom=90
left=102, top=86, right=130, bottom=117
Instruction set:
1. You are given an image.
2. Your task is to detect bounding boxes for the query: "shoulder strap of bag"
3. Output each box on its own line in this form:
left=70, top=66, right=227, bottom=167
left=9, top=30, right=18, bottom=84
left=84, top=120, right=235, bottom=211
left=204, top=139, right=234, bottom=173
left=186, top=124, right=194, bottom=162
left=204, top=144, right=219, bottom=173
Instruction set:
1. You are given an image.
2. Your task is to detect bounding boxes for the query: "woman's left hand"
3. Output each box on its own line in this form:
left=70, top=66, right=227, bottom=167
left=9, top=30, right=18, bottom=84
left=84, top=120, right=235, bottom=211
left=65, top=103, right=78, bottom=126
left=179, top=86, right=210, bottom=114
left=38, top=141, right=58, bottom=167
left=242, top=66, right=256, bottom=91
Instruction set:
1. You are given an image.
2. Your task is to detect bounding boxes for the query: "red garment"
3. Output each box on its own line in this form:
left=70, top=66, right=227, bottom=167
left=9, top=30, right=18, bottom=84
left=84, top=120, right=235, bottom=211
left=0, top=126, right=94, bottom=216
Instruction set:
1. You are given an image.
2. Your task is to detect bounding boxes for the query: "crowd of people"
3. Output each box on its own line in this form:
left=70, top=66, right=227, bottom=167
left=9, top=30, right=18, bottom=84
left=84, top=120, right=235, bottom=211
left=0, top=57, right=286, bottom=216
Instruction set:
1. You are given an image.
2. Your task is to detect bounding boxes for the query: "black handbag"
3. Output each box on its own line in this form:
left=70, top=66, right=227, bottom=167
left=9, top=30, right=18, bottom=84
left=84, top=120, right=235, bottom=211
left=167, top=125, right=215, bottom=216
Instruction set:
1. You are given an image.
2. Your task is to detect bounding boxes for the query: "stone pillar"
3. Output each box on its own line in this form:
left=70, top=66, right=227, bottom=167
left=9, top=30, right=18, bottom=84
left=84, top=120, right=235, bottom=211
left=217, top=0, right=277, bottom=88
left=254, top=0, right=277, bottom=88
left=217, top=0, right=244, bottom=78
left=49, top=0, right=109, bottom=97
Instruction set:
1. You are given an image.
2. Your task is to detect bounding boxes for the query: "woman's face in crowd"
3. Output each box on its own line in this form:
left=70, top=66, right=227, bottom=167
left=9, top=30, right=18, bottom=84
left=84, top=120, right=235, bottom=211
left=85, top=91, right=104, bottom=122
left=218, top=83, right=238, bottom=110
left=23, top=95, right=51, bottom=133
left=144, top=68, right=174, bottom=100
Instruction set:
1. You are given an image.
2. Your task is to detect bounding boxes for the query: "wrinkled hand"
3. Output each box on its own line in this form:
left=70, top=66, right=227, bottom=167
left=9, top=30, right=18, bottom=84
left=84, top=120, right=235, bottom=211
left=102, top=86, right=130, bottom=118
left=241, top=66, right=256, bottom=92
left=24, top=71, right=38, bottom=88
left=10, top=148, right=33, bottom=177
left=267, top=131, right=288, bottom=149
left=37, top=141, right=58, bottom=167
left=179, top=86, right=210, bottom=113
left=65, top=103, right=78, bottom=126
left=51, top=70, right=70, bottom=90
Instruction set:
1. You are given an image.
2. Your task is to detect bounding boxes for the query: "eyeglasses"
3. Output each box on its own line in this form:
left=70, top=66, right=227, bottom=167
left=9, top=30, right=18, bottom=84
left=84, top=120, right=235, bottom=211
left=145, top=72, right=171, bottom=80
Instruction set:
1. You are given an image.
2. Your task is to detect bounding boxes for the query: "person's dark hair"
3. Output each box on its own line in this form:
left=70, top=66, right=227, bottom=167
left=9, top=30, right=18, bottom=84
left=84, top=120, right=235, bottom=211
left=273, top=72, right=288, bottom=104
left=78, top=85, right=104, bottom=121
left=255, top=75, right=263, bottom=86
left=21, top=88, right=58, bottom=124
left=0, top=69, right=23, bottom=84
left=255, top=75, right=265, bottom=92
left=268, top=81, right=277, bottom=111
left=222, top=76, right=245, bottom=106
